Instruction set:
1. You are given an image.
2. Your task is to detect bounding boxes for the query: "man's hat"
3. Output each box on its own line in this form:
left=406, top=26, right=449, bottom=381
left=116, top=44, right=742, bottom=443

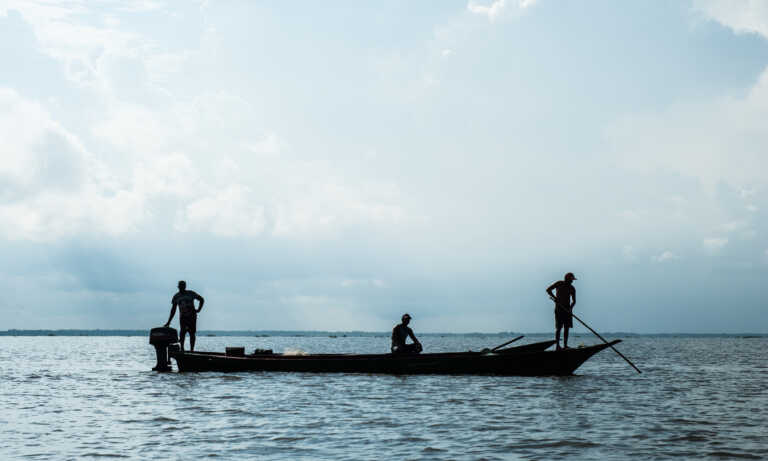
left=565, top=272, right=577, bottom=280
left=402, top=313, right=412, bottom=321
left=178, top=280, right=187, bottom=288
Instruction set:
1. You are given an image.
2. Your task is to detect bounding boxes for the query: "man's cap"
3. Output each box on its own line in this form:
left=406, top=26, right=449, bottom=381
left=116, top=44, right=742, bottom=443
left=565, top=272, right=577, bottom=280
left=178, top=280, right=187, bottom=288
left=402, top=313, right=412, bottom=321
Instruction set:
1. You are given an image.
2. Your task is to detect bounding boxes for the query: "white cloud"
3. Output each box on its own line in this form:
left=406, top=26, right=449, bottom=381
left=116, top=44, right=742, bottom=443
left=0, top=88, right=147, bottom=240
left=468, top=0, right=505, bottom=20
left=618, top=209, right=645, bottom=221
left=132, top=153, right=199, bottom=198
left=277, top=295, right=383, bottom=331
left=703, top=237, right=729, bottom=250
left=1, top=2, right=151, bottom=91
left=341, top=278, right=386, bottom=288
left=740, top=187, right=757, bottom=198
left=622, top=245, right=637, bottom=261
left=694, top=0, right=768, bottom=39
left=467, top=0, right=537, bottom=21
left=245, top=132, right=283, bottom=157
left=719, top=220, right=748, bottom=232
left=653, top=250, right=680, bottom=263
left=92, top=103, right=170, bottom=155
left=175, top=184, right=267, bottom=237
left=272, top=181, right=407, bottom=239
left=441, top=48, right=454, bottom=58
left=606, top=67, right=768, bottom=187
left=0, top=82, right=411, bottom=242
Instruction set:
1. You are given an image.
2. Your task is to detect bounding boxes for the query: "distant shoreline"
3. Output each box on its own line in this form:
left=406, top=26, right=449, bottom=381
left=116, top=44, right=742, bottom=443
left=0, top=329, right=765, bottom=337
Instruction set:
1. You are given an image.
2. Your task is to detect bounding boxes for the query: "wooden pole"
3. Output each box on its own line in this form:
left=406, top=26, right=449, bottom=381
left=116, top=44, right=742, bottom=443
left=491, top=335, right=524, bottom=352
left=553, top=299, right=642, bottom=374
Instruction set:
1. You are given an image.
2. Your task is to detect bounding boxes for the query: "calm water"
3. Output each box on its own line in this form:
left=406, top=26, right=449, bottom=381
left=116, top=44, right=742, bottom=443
left=1, top=335, right=766, bottom=460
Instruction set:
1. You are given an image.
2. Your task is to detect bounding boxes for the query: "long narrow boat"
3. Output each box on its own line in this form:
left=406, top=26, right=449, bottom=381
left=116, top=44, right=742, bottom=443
left=169, top=339, right=619, bottom=376
left=494, top=339, right=555, bottom=354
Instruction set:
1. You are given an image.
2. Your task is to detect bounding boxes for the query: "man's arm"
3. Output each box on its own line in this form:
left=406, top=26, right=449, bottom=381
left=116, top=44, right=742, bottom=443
left=195, top=293, right=205, bottom=313
left=546, top=281, right=558, bottom=300
left=408, top=327, right=421, bottom=345
left=390, top=327, right=397, bottom=352
left=164, top=302, right=177, bottom=327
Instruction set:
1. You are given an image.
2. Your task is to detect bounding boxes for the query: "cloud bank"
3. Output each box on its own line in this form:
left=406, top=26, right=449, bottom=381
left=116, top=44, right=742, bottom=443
left=0, top=2, right=767, bottom=333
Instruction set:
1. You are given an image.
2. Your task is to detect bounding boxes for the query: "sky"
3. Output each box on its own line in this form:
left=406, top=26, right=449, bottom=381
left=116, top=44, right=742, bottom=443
left=1, top=0, right=767, bottom=333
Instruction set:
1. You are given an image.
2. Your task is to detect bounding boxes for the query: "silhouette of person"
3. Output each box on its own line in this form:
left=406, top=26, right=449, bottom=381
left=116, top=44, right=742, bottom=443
left=546, top=272, right=576, bottom=350
left=391, top=313, right=422, bottom=354
left=164, top=280, right=205, bottom=351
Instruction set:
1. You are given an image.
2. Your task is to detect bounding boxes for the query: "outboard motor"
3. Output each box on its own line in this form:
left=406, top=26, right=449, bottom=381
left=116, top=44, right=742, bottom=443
left=149, top=326, right=179, bottom=372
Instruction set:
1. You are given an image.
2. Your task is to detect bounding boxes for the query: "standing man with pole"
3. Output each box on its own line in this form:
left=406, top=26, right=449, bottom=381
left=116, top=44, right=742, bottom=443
left=546, top=272, right=576, bottom=351
left=165, top=280, right=205, bottom=351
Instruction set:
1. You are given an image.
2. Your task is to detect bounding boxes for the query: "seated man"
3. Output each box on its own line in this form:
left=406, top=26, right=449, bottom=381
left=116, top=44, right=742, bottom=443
left=391, top=313, right=422, bottom=354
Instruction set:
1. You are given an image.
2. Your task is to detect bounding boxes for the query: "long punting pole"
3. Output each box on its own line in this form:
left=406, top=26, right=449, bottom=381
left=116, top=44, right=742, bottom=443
left=491, top=335, right=524, bottom=352
left=553, top=299, right=642, bottom=374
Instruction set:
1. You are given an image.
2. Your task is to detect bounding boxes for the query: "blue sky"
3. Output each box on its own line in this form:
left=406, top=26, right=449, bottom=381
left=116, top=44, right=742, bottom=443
left=1, top=0, right=767, bottom=333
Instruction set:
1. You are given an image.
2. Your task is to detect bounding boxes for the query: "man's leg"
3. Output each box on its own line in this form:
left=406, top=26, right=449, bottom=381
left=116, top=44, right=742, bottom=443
left=179, top=326, right=188, bottom=351
left=563, top=326, right=569, bottom=349
left=189, top=316, right=197, bottom=351
left=555, top=326, right=562, bottom=350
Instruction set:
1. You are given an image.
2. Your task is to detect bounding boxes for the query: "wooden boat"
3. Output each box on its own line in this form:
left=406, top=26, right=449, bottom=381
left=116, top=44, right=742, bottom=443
left=494, top=339, right=555, bottom=354
left=168, top=339, right=619, bottom=376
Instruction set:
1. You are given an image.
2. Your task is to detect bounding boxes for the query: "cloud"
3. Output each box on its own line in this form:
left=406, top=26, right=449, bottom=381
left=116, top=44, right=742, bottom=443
left=719, top=220, right=748, bottom=232
left=694, top=0, right=768, bottom=39
left=0, top=83, right=411, bottom=242
left=0, top=88, right=146, bottom=240
left=1, top=2, right=153, bottom=91
left=621, top=245, right=637, bottom=261
left=175, top=184, right=268, bottom=237
left=3, top=1, right=768, bottom=333
left=653, top=251, right=680, bottom=263
left=0, top=89, right=84, bottom=192
left=467, top=0, right=506, bottom=20
left=341, top=278, right=386, bottom=288
left=467, top=0, right=537, bottom=21
left=276, top=295, right=384, bottom=331
left=245, top=132, right=283, bottom=157
left=0, top=8, right=414, bottom=242
left=703, top=237, right=729, bottom=250
left=604, top=4, right=768, bottom=193
left=606, top=66, right=768, bottom=187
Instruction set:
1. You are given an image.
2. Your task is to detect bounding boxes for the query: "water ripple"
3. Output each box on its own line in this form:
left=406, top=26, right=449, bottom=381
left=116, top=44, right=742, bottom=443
left=0, top=335, right=766, bottom=460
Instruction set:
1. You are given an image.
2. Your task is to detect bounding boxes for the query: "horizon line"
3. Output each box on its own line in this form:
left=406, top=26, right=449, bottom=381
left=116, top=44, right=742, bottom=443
left=1, top=329, right=765, bottom=337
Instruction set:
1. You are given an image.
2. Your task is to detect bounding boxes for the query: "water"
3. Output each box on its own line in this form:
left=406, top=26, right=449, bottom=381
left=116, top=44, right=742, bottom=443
left=1, top=335, right=766, bottom=460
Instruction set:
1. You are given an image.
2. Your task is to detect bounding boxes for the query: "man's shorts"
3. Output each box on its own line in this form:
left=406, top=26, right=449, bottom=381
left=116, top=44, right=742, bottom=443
left=180, top=313, right=197, bottom=333
left=555, top=308, right=573, bottom=329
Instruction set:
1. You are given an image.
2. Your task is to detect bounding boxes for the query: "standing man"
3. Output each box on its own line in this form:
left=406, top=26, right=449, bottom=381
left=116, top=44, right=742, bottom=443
left=391, top=313, right=422, bottom=354
left=165, top=280, right=205, bottom=351
left=546, top=272, right=576, bottom=350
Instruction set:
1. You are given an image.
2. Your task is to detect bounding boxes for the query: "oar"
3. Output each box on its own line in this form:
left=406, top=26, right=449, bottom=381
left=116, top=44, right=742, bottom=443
left=491, top=335, right=524, bottom=352
left=552, top=298, right=642, bottom=374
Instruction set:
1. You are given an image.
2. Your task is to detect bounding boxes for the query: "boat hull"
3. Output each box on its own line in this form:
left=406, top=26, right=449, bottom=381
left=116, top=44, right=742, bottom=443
left=495, top=339, right=556, bottom=354
left=170, top=340, right=619, bottom=376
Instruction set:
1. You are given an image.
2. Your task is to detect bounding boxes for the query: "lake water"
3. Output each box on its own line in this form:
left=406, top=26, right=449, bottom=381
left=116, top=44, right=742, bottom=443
left=0, top=334, right=766, bottom=460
